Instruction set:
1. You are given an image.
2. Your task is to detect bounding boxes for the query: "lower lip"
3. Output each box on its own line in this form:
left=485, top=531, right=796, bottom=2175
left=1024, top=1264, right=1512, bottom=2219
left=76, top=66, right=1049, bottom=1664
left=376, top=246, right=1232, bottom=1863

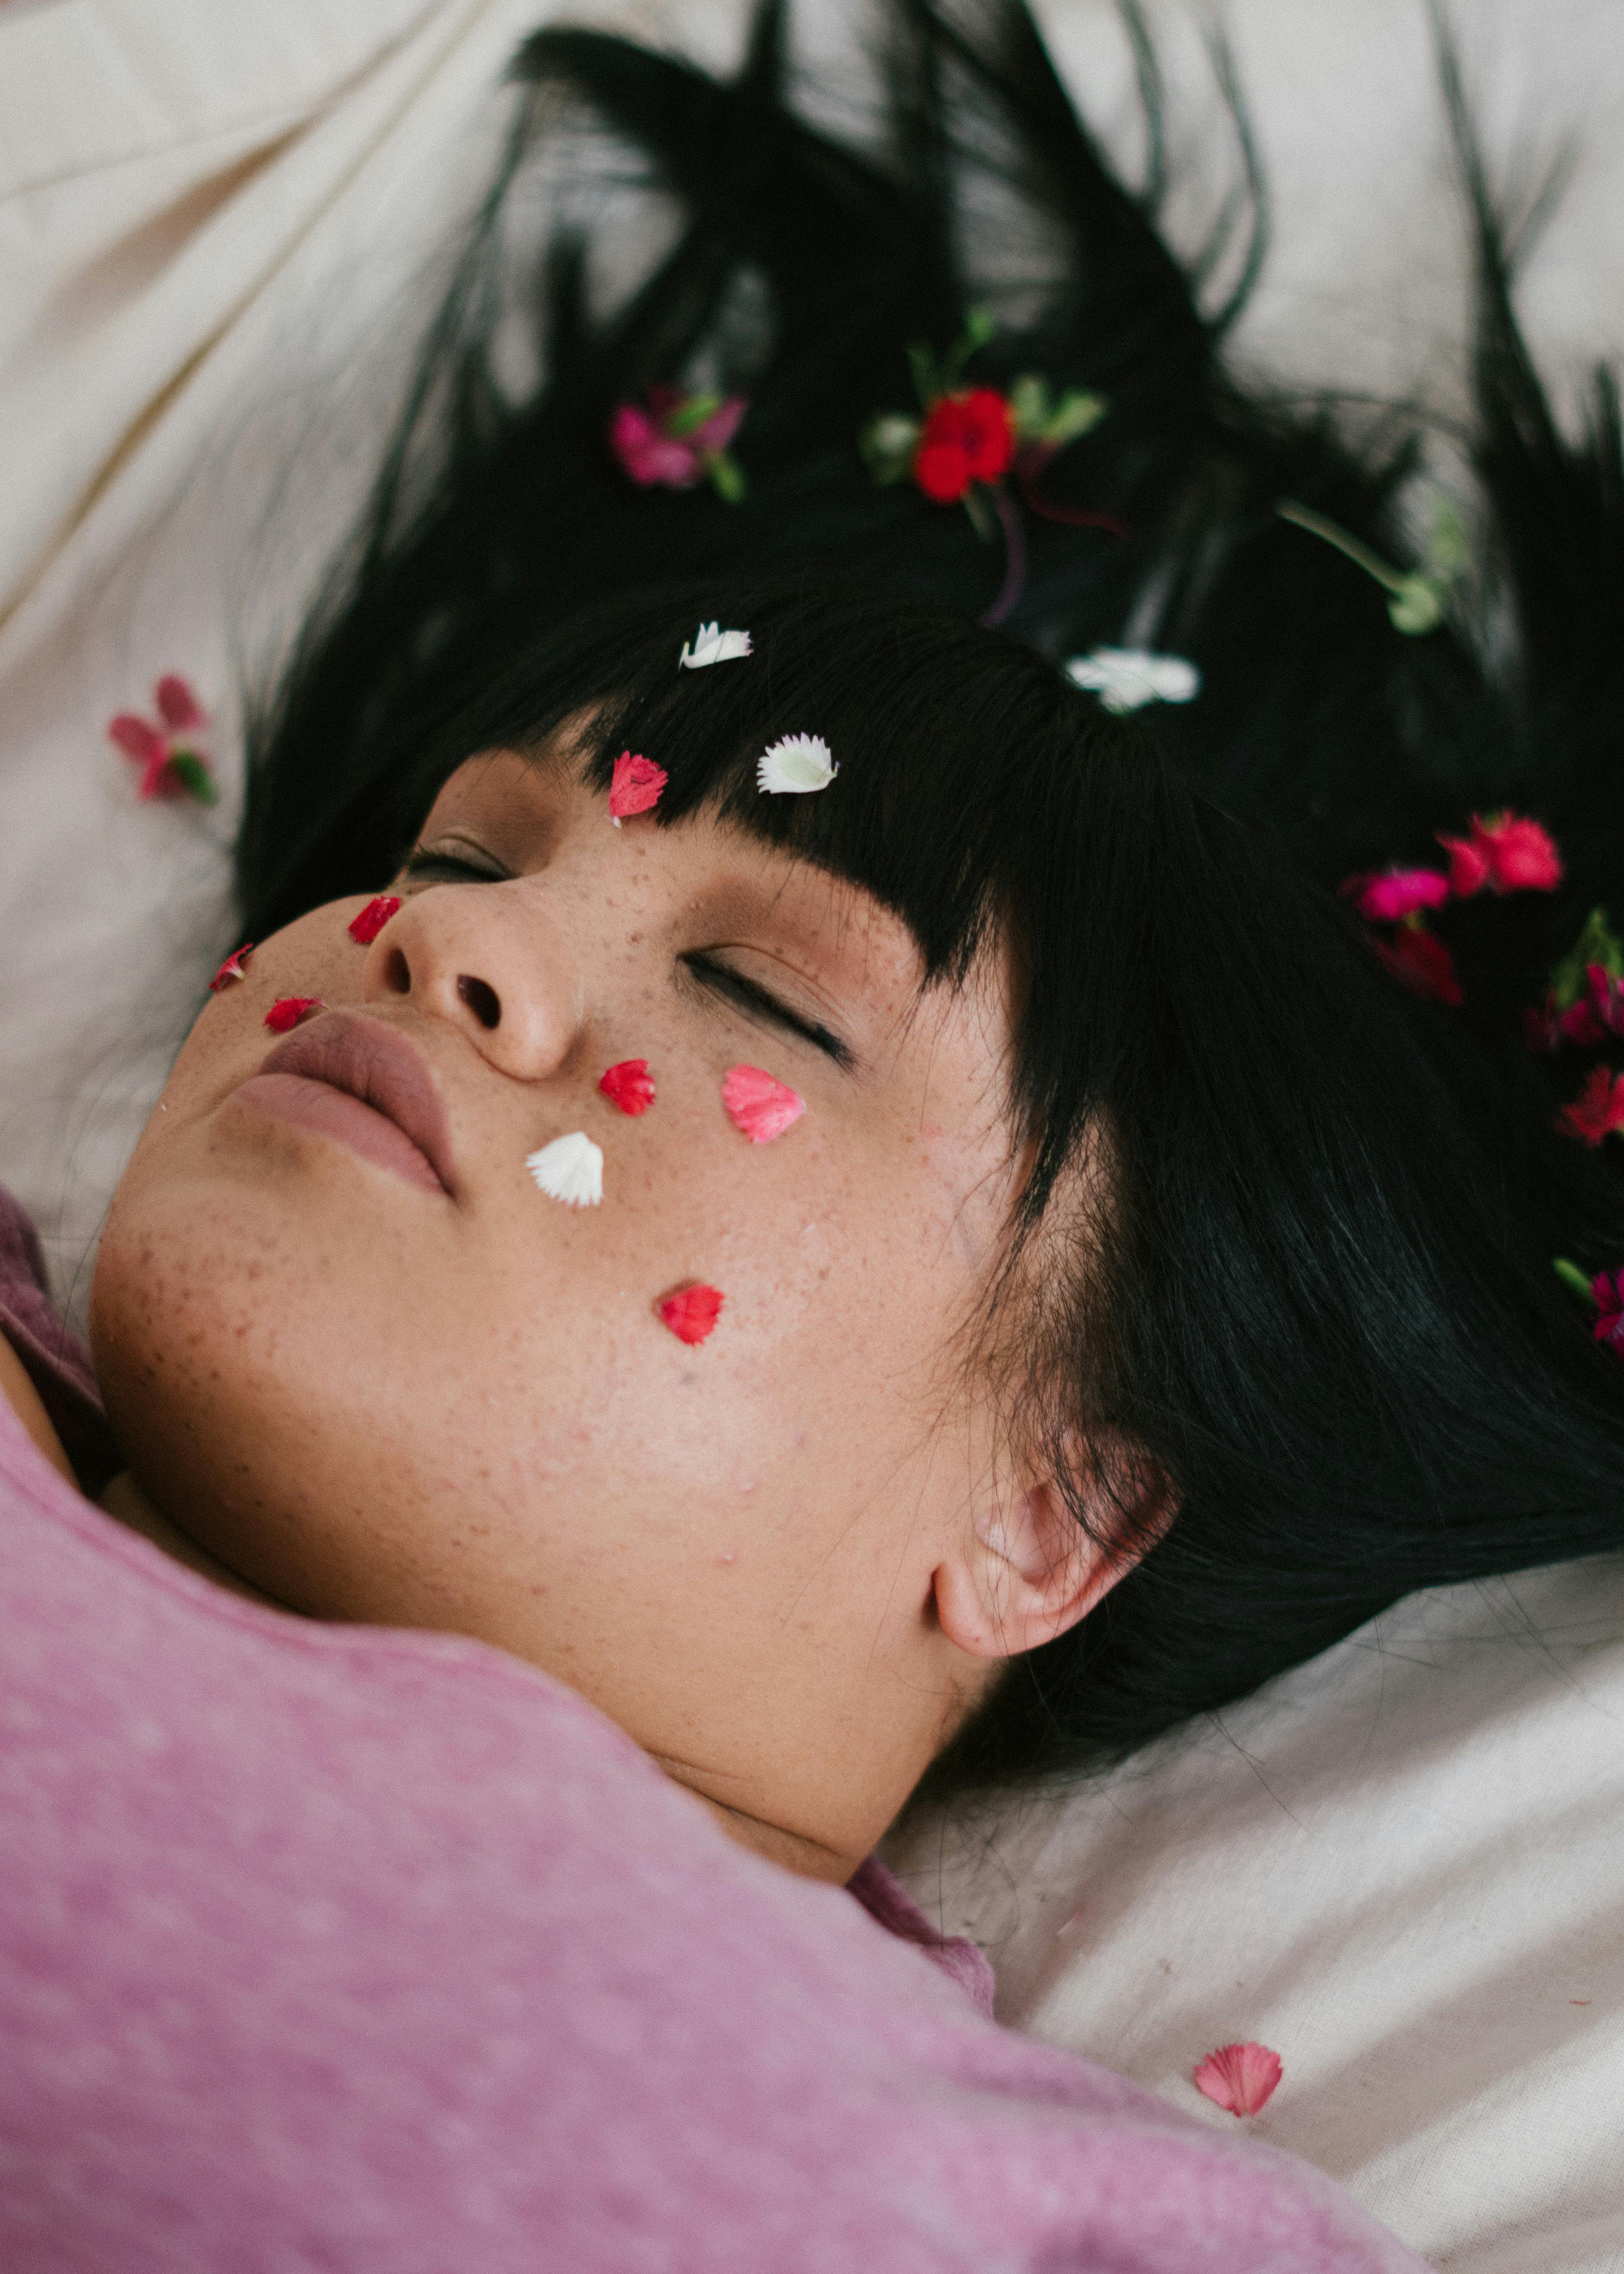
left=231, top=1073, right=447, bottom=1194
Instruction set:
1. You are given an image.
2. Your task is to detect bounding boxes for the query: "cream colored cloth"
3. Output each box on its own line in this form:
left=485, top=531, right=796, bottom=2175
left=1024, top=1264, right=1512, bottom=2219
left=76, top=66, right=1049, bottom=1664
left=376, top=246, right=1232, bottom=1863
left=2, top=3, right=1623, bottom=2266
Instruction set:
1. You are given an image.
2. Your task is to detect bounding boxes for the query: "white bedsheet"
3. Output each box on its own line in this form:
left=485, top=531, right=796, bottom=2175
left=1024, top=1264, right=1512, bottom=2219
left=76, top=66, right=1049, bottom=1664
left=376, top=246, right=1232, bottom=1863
left=2, top=3, right=1622, bottom=2266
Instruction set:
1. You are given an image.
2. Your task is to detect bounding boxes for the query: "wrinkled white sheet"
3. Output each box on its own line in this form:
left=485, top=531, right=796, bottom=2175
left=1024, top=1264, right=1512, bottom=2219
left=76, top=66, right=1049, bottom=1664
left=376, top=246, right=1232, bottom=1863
left=2, top=4, right=1622, bottom=2267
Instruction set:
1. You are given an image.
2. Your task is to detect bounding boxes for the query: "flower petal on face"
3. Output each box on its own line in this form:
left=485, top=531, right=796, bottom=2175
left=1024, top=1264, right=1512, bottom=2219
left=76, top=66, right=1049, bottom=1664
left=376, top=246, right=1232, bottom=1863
left=264, top=996, right=323, bottom=1034
left=757, top=733, right=837, bottom=795
left=347, top=894, right=402, bottom=946
left=1065, top=648, right=1200, bottom=713
left=209, top=943, right=254, bottom=993
left=526, top=1130, right=604, bottom=1207
left=679, top=623, right=753, bottom=669
left=153, top=674, right=206, bottom=734
left=608, top=751, right=668, bottom=823
left=657, top=1283, right=724, bottom=1345
left=1193, top=2042, right=1283, bottom=2118
left=599, top=1059, right=656, bottom=1116
left=722, top=1064, right=805, bottom=1143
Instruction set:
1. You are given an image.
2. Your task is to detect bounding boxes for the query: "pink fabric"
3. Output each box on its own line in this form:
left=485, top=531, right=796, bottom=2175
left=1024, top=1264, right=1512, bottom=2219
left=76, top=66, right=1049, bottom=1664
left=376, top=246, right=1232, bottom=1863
left=0, top=1191, right=1427, bottom=2273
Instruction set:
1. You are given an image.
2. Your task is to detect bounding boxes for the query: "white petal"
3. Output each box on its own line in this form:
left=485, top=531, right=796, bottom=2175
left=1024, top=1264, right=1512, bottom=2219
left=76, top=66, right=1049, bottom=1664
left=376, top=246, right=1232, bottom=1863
left=525, top=1131, right=603, bottom=1208
left=756, top=733, right=837, bottom=794
left=1064, top=647, right=1200, bottom=713
left=679, top=623, right=753, bottom=669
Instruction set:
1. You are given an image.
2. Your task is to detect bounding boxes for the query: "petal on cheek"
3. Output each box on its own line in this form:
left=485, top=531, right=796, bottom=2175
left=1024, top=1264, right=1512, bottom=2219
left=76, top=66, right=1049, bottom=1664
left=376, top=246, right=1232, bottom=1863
left=526, top=1131, right=605, bottom=1207
left=657, top=1284, right=724, bottom=1345
left=264, top=997, right=324, bottom=1033
left=210, top=944, right=254, bottom=993
left=599, top=1059, right=656, bottom=1115
left=722, top=1065, right=805, bottom=1143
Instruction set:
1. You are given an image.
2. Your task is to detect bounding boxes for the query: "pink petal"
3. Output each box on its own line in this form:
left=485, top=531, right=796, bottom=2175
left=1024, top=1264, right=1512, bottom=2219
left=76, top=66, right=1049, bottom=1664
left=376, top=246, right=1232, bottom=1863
left=264, top=996, right=324, bottom=1035
left=608, top=751, right=667, bottom=822
left=608, top=405, right=701, bottom=488
left=1437, top=832, right=1489, bottom=898
left=599, top=1059, right=656, bottom=1116
left=657, top=1283, right=724, bottom=1345
left=208, top=943, right=254, bottom=993
left=347, top=894, right=402, bottom=945
left=154, top=674, right=206, bottom=733
left=1193, top=2041, right=1283, bottom=2117
left=722, top=1064, right=806, bottom=1144
left=1344, top=866, right=1450, bottom=922
left=108, top=712, right=167, bottom=767
left=690, top=394, right=747, bottom=453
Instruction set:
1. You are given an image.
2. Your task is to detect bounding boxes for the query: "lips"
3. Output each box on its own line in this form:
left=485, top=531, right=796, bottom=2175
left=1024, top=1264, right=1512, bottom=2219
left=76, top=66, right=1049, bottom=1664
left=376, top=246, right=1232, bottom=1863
left=232, top=1012, right=456, bottom=1196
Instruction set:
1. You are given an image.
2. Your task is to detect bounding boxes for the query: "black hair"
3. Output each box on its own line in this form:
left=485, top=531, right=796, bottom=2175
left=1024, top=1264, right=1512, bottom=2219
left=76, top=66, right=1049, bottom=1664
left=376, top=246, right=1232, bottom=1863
left=239, top=0, right=1624, bottom=1801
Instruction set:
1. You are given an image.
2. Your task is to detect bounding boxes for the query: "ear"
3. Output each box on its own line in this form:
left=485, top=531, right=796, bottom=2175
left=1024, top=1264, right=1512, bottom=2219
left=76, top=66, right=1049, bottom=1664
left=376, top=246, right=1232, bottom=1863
left=932, top=1447, right=1173, bottom=1664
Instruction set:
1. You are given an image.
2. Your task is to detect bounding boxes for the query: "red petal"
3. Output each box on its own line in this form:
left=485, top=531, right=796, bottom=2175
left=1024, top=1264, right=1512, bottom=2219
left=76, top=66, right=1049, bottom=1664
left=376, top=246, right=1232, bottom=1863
left=347, top=894, right=402, bottom=946
left=608, top=751, right=668, bottom=821
left=1558, top=1066, right=1624, bottom=1146
left=154, top=674, right=205, bottom=733
left=208, top=943, right=254, bottom=993
left=914, top=439, right=972, bottom=503
left=264, top=996, right=324, bottom=1034
left=108, top=713, right=166, bottom=767
left=722, top=1064, right=806, bottom=1143
left=657, top=1284, right=724, bottom=1345
left=1373, top=926, right=1462, bottom=1006
left=958, top=387, right=1014, bottom=481
left=1193, top=2041, right=1283, bottom=2117
left=599, top=1059, right=656, bottom=1115
left=1437, top=832, right=1489, bottom=898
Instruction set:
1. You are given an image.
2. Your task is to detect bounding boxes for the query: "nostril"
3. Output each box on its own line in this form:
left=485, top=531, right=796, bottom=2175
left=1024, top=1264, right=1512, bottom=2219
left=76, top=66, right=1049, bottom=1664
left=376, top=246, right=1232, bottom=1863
left=381, top=947, right=411, bottom=997
left=457, top=974, right=502, bottom=1030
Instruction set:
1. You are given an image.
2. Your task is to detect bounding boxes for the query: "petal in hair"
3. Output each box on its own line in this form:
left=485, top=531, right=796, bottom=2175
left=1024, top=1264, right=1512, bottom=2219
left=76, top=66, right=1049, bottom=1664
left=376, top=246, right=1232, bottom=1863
left=657, top=1283, right=725, bottom=1345
left=1193, top=2042, right=1283, bottom=2118
left=609, top=751, right=668, bottom=825
left=1558, top=1066, right=1624, bottom=1148
left=722, top=1064, right=806, bottom=1143
left=1373, top=925, right=1462, bottom=1006
left=1065, top=648, right=1200, bottom=713
left=526, top=1131, right=604, bottom=1208
left=599, top=1059, right=656, bottom=1116
left=1591, top=1267, right=1624, bottom=1355
left=757, top=733, right=836, bottom=795
left=1438, top=812, right=1563, bottom=897
left=1340, top=866, right=1451, bottom=923
left=264, top=996, right=323, bottom=1034
left=348, top=894, right=401, bottom=945
left=679, top=622, right=753, bottom=669
left=209, top=943, right=254, bottom=993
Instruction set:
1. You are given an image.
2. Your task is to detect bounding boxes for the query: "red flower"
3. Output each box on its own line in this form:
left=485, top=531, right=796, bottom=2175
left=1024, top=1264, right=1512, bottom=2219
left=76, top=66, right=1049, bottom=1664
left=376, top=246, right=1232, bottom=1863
left=1340, top=866, right=1451, bottom=923
left=264, top=997, right=323, bottom=1035
left=1193, top=2042, right=1283, bottom=2118
left=108, top=674, right=216, bottom=804
left=1437, top=812, right=1563, bottom=897
left=913, top=388, right=1014, bottom=503
left=1373, top=925, right=1462, bottom=1006
left=609, top=751, right=667, bottom=824
left=1591, top=1269, right=1624, bottom=1354
left=209, top=943, right=254, bottom=993
left=657, top=1284, right=725, bottom=1345
left=348, top=895, right=401, bottom=946
left=1558, top=1065, right=1624, bottom=1146
left=599, top=1059, right=656, bottom=1116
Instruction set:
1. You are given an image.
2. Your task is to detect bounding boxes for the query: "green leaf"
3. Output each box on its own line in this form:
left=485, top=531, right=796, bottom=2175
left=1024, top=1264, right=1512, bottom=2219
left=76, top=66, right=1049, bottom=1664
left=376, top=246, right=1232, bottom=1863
left=859, top=413, right=921, bottom=484
left=1008, top=375, right=1048, bottom=441
left=1551, top=907, right=1624, bottom=1010
left=703, top=450, right=747, bottom=504
left=906, top=342, right=941, bottom=410
left=168, top=751, right=218, bottom=806
left=960, top=485, right=996, bottom=541
left=1553, top=1256, right=1598, bottom=1305
left=664, top=392, right=723, bottom=438
left=937, top=306, right=997, bottom=393
left=1041, top=388, right=1106, bottom=448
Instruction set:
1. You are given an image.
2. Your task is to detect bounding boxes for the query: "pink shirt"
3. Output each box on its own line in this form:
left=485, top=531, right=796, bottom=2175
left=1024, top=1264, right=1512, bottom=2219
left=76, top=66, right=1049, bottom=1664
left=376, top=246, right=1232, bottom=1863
left=0, top=1191, right=1426, bottom=2272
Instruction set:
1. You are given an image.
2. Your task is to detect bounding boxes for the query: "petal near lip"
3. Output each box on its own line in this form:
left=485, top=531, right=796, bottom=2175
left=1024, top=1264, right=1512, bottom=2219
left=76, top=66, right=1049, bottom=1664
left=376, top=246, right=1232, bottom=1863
left=250, top=1013, right=456, bottom=1193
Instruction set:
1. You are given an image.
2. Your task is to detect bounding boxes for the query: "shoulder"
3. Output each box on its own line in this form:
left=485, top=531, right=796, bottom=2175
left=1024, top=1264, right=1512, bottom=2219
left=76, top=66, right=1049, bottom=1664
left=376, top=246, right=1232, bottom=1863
left=0, top=1185, right=117, bottom=1492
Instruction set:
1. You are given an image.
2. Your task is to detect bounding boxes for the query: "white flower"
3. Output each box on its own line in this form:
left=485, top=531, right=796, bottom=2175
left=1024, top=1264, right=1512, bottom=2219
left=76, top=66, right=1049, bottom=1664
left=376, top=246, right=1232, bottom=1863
left=1064, top=648, right=1201, bottom=714
left=525, top=1131, right=603, bottom=1208
left=756, top=733, right=837, bottom=795
left=679, top=622, right=753, bottom=669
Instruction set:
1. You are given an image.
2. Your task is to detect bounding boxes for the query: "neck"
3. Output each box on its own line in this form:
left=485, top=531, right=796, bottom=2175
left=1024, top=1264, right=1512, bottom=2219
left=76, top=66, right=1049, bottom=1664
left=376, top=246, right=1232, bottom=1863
left=97, top=1471, right=280, bottom=1606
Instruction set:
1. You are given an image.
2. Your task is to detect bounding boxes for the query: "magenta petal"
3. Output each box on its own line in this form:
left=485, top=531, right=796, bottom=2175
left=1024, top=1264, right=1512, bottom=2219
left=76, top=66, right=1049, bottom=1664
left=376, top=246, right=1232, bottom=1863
left=108, top=713, right=167, bottom=767
left=154, top=674, right=205, bottom=733
left=609, top=405, right=700, bottom=488
left=691, top=395, right=747, bottom=453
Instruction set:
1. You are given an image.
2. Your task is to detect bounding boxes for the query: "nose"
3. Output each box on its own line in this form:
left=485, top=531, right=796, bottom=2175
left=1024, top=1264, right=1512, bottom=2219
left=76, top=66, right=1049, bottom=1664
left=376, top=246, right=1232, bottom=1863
left=362, top=884, right=583, bottom=1082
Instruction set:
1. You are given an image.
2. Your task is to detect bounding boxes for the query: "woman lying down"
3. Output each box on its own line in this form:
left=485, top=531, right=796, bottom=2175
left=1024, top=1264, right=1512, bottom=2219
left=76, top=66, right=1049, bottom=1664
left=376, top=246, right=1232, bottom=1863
left=5, top=2, right=1622, bottom=2266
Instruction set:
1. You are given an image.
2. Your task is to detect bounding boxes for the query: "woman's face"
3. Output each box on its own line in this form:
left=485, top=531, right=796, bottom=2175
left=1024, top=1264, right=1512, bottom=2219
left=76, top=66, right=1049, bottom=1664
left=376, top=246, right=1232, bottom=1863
left=92, top=747, right=1052, bottom=1871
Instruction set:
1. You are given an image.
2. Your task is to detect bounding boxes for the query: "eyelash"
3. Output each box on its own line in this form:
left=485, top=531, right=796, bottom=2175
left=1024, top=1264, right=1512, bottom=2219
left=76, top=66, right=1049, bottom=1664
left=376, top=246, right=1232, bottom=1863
left=402, top=847, right=852, bottom=1066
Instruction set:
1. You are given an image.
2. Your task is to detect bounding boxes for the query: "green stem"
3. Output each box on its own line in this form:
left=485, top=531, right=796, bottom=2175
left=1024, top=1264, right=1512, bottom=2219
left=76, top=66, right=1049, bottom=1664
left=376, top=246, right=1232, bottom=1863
left=1553, top=1256, right=1597, bottom=1305
left=1276, top=499, right=1407, bottom=595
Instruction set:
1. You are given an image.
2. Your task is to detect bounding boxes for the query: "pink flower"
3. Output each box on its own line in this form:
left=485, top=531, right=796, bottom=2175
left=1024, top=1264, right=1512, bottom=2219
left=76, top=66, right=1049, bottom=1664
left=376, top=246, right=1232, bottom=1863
left=721, top=1064, right=806, bottom=1144
left=208, top=942, right=254, bottom=993
left=348, top=895, right=401, bottom=946
left=608, top=388, right=747, bottom=493
left=657, top=1283, right=725, bottom=1345
left=1558, top=1065, right=1624, bottom=1147
left=1437, top=813, right=1563, bottom=897
left=1373, top=925, right=1463, bottom=1006
left=1340, top=866, right=1451, bottom=923
left=913, top=388, right=1015, bottom=503
left=1590, top=1269, right=1624, bottom=1354
left=609, top=751, right=668, bottom=824
left=264, top=997, right=323, bottom=1035
left=107, top=674, right=216, bottom=804
left=1193, top=2041, right=1283, bottom=2118
left=599, top=1059, right=656, bottom=1116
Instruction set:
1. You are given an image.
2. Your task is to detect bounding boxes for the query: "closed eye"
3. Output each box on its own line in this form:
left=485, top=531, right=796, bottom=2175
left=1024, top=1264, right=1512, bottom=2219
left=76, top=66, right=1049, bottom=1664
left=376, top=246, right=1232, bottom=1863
left=401, top=846, right=511, bottom=886
left=682, top=954, right=852, bottom=1068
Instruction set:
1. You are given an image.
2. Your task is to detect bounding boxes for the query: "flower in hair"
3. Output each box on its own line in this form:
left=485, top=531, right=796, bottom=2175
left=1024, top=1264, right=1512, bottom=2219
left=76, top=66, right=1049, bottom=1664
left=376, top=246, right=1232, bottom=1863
left=108, top=675, right=217, bottom=804
left=1276, top=496, right=1468, bottom=636
left=1525, top=910, right=1624, bottom=1053
left=1558, top=1066, right=1624, bottom=1147
left=657, top=1283, right=724, bottom=1345
left=1193, top=2042, right=1283, bottom=2118
left=1591, top=1269, right=1624, bottom=1355
left=209, top=943, right=253, bottom=992
left=757, top=734, right=836, bottom=795
left=526, top=1131, right=604, bottom=1208
left=1339, top=867, right=1451, bottom=924
left=1437, top=812, right=1563, bottom=898
left=265, top=997, right=323, bottom=1033
left=913, top=388, right=1015, bottom=503
left=1065, top=649, right=1200, bottom=714
left=609, top=388, right=748, bottom=503
left=348, top=894, right=401, bottom=945
left=679, top=622, right=752, bottom=669
left=609, top=751, right=667, bottom=825
left=599, top=1059, right=656, bottom=1116
left=1373, top=925, right=1462, bottom=1006
left=722, top=1065, right=805, bottom=1143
